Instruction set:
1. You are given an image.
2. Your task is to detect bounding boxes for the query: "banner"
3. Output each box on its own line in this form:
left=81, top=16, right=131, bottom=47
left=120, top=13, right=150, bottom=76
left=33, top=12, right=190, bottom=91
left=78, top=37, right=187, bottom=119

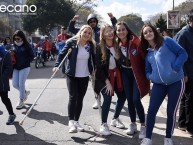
left=167, top=10, right=180, bottom=29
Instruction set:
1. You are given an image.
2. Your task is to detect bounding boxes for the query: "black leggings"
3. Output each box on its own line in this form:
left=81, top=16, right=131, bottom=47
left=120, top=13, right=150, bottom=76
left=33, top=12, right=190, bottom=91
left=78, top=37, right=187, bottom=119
left=0, top=92, right=14, bottom=115
left=66, top=76, right=89, bottom=121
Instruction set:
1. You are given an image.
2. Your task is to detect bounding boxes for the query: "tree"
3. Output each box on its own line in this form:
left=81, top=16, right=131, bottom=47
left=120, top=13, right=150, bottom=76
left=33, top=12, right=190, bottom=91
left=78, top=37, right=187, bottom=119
left=69, top=0, right=98, bottom=13
left=118, top=14, right=144, bottom=36
left=155, top=14, right=167, bottom=32
left=0, top=19, right=13, bottom=38
left=22, top=0, right=76, bottom=35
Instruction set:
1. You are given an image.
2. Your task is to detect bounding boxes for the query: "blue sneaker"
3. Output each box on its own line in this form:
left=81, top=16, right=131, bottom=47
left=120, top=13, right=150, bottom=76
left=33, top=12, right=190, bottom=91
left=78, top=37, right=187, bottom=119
left=6, top=114, right=16, bottom=125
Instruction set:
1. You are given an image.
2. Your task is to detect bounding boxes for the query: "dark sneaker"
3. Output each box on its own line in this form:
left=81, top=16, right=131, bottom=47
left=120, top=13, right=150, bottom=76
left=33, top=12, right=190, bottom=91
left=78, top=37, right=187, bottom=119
left=6, top=114, right=16, bottom=125
left=178, top=126, right=186, bottom=131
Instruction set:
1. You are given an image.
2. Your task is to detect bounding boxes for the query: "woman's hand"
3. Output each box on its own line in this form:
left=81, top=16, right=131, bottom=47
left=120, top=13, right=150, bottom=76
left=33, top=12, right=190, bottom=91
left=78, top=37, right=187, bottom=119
left=72, top=15, right=79, bottom=21
left=105, top=79, right=113, bottom=95
left=107, top=12, right=113, bottom=18
left=52, top=67, right=59, bottom=73
left=184, top=76, right=188, bottom=83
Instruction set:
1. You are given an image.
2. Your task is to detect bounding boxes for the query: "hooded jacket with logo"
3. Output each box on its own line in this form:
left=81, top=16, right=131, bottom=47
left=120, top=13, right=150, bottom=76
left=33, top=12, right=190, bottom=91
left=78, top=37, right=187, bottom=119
left=0, top=46, right=13, bottom=91
left=146, top=36, right=188, bottom=85
left=119, top=36, right=150, bottom=97
left=110, top=16, right=150, bottom=97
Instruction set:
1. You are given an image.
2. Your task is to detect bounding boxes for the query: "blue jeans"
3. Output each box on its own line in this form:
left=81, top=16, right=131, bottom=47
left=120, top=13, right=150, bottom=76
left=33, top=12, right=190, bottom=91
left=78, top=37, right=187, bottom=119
left=12, top=67, right=30, bottom=100
left=146, top=79, right=185, bottom=139
left=101, top=80, right=126, bottom=123
left=122, top=67, right=145, bottom=123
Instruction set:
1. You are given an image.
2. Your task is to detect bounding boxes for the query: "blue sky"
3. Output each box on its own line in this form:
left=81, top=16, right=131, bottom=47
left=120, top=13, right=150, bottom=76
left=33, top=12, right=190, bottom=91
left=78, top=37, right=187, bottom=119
left=92, top=0, right=187, bottom=24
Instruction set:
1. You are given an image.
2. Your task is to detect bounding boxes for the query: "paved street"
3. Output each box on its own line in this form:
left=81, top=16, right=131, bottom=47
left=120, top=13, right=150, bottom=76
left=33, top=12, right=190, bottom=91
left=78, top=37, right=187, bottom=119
left=0, top=60, right=192, bottom=145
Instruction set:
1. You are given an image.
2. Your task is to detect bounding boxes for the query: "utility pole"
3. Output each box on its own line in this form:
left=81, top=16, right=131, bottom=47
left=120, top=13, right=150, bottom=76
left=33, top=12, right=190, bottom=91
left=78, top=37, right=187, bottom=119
left=173, top=0, right=174, bottom=10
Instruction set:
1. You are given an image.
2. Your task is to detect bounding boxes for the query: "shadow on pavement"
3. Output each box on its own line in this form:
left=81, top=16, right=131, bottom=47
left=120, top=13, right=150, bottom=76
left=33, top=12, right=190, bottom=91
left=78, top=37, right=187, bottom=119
left=71, top=130, right=193, bottom=145
left=28, top=61, right=65, bottom=79
left=0, top=122, right=57, bottom=145
left=152, top=132, right=193, bottom=145
left=71, top=130, right=140, bottom=145
left=0, top=110, right=3, bottom=115
left=21, top=104, right=68, bottom=126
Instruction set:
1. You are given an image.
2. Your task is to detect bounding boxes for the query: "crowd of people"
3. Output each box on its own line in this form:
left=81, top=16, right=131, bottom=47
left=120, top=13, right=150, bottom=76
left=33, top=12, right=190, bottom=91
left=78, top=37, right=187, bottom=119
left=0, top=9, right=193, bottom=145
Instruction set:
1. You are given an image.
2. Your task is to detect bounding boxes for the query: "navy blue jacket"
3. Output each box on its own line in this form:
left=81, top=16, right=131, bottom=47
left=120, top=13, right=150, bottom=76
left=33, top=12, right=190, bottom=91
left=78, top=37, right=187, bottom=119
left=54, top=38, right=95, bottom=77
left=13, top=45, right=34, bottom=70
left=174, top=25, right=193, bottom=79
left=0, top=46, right=13, bottom=92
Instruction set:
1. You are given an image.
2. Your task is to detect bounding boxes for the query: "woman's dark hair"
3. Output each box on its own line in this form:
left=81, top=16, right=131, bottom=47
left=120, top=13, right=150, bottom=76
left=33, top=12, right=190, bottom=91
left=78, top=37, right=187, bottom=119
left=13, top=30, right=31, bottom=48
left=188, top=9, right=193, bottom=22
left=140, top=23, right=164, bottom=54
left=3, top=37, right=11, bottom=45
left=114, top=21, right=136, bottom=44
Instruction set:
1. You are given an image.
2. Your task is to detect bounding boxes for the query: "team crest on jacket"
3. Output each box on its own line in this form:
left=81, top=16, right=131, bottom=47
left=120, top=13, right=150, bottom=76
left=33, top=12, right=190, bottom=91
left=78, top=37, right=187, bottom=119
left=85, top=44, right=90, bottom=52
left=131, top=48, right=137, bottom=56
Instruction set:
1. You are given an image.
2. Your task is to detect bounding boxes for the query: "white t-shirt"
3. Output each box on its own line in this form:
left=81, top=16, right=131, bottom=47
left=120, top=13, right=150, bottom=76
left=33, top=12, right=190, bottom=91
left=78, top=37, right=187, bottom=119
left=120, top=46, right=127, bottom=57
left=75, top=44, right=90, bottom=77
left=108, top=47, right=116, bottom=69
left=120, top=46, right=131, bottom=68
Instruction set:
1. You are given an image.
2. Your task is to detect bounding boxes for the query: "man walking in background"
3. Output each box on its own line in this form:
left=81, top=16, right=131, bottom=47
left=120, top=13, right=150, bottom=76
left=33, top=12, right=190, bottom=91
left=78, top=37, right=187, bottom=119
left=174, top=9, right=193, bottom=136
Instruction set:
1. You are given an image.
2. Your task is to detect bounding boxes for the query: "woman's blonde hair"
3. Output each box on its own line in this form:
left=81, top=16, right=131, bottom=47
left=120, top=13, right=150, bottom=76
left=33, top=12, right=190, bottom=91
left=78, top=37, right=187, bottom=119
left=100, top=24, right=120, bottom=62
left=74, top=25, right=96, bottom=48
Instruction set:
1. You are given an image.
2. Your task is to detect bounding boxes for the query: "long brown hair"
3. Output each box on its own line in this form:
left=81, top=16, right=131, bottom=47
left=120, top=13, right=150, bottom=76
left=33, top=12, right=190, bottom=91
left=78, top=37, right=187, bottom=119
left=114, top=21, right=136, bottom=44
left=140, top=23, right=164, bottom=54
left=100, top=24, right=120, bottom=62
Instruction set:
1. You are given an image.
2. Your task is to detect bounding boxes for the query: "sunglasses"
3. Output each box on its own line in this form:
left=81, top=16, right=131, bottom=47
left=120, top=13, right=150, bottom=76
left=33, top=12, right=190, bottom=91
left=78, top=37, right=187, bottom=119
left=104, top=30, right=114, bottom=36
left=14, top=37, right=22, bottom=41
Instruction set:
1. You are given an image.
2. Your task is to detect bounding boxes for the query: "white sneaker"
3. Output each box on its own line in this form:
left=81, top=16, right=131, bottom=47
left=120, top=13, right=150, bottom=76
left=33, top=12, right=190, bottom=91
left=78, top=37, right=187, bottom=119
left=23, top=90, right=30, bottom=102
left=164, top=138, right=173, bottom=145
left=125, top=123, right=137, bottom=135
left=16, top=100, right=25, bottom=109
left=92, top=101, right=99, bottom=109
left=100, top=123, right=111, bottom=136
left=110, top=118, right=125, bottom=129
left=139, top=126, right=146, bottom=139
left=141, top=138, right=152, bottom=145
left=68, top=120, right=77, bottom=133
left=74, top=121, right=84, bottom=132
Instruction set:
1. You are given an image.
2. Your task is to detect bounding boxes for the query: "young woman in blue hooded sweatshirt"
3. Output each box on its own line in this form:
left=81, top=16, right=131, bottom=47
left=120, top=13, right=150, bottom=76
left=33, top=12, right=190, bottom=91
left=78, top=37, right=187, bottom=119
left=140, top=24, right=187, bottom=145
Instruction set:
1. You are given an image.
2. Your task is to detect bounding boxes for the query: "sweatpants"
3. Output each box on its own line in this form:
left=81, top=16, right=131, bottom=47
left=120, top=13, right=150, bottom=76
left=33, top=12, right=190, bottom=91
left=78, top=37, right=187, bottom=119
left=146, top=79, right=185, bottom=139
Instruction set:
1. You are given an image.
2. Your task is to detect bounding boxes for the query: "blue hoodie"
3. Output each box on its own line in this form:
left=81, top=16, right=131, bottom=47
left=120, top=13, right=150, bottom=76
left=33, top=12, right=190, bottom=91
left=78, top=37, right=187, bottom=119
left=145, top=37, right=188, bottom=85
left=0, top=45, right=7, bottom=55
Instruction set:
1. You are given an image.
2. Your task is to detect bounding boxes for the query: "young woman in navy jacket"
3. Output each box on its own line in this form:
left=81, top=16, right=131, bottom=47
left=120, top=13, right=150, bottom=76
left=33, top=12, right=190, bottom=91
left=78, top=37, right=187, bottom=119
left=53, top=25, right=96, bottom=133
